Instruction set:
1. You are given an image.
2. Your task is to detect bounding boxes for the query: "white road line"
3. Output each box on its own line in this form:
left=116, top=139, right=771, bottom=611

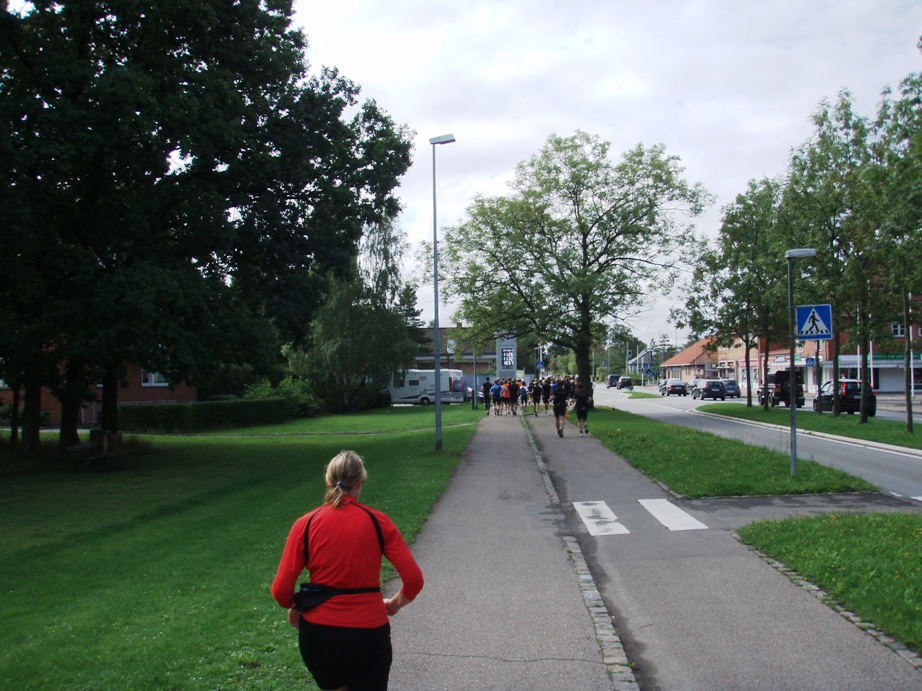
left=572, top=501, right=630, bottom=536
left=638, top=498, right=708, bottom=531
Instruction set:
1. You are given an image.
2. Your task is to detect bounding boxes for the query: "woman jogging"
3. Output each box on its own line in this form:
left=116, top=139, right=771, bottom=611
left=272, top=451, right=424, bottom=690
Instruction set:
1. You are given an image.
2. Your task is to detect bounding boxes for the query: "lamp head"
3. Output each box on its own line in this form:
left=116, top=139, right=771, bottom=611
left=785, top=248, right=817, bottom=259
left=429, top=133, right=456, bottom=145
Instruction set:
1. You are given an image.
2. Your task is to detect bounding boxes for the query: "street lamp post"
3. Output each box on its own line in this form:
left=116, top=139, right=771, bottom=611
left=430, top=133, right=455, bottom=451
left=786, top=247, right=816, bottom=477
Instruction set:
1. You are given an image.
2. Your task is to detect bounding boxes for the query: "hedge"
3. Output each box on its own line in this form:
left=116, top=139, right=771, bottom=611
left=118, top=398, right=290, bottom=433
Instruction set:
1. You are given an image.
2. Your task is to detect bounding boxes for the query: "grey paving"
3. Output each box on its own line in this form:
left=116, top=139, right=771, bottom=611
left=529, top=410, right=922, bottom=691
left=388, top=412, right=617, bottom=690
left=386, top=406, right=922, bottom=690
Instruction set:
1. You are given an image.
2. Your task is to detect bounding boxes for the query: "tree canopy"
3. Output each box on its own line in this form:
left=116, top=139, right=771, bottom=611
left=0, top=1, right=412, bottom=451
left=443, top=131, right=709, bottom=385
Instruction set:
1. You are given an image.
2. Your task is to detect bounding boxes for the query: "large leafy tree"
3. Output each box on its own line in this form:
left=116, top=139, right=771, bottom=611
left=678, top=177, right=787, bottom=407
left=784, top=92, right=886, bottom=423
left=304, top=220, right=417, bottom=411
left=443, top=131, right=709, bottom=385
left=0, top=2, right=411, bottom=452
left=876, top=68, right=922, bottom=432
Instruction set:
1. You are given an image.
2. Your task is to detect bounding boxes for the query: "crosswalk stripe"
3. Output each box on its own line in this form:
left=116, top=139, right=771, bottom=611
left=572, top=501, right=630, bottom=536
left=638, top=498, right=708, bottom=531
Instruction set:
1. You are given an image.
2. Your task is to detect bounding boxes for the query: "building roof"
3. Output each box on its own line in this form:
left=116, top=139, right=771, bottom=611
left=661, top=338, right=717, bottom=368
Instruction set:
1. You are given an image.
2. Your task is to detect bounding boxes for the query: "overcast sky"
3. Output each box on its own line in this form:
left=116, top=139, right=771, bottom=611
left=292, top=0, right=922, bottom=347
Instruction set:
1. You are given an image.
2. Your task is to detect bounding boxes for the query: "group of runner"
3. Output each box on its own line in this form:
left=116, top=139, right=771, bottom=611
left=479, top=375, right=593, bottom=438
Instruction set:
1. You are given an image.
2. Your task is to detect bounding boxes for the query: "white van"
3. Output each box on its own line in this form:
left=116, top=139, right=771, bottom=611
left=388, top=369, right=468, bottom=405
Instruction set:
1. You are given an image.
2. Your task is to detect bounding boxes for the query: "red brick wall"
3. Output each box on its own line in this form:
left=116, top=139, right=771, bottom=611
left=0, top=364, right=197, bottom=426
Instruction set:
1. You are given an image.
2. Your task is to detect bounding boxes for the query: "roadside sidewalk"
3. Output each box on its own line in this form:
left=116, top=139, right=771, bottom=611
left=528, top=411, right=922, bottom=690
left=387, top=412, right=632, bottom=691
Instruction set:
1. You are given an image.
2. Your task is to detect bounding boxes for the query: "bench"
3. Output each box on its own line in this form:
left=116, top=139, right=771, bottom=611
left=67, top=442, right=112, bottom=471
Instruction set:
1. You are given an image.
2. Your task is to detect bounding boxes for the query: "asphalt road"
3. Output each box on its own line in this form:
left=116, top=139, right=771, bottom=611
left=593, top=385, right=922, bottom=499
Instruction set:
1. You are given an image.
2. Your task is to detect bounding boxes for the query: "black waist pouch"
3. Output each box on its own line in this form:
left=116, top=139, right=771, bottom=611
left=293, top=582, right=381, bottom=611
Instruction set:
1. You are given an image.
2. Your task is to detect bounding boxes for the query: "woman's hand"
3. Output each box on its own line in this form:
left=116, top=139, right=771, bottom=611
left=287, top=608, right=302, bottom=629
left=384, top=589, right=410, bottom=616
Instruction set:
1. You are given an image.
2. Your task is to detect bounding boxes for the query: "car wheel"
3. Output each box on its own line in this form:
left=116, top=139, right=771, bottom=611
left=813, top=399, right=818, bottom=411
left=869, top=410, right=876, bottom=417
left=420, top=397, right=431, bottom=405
left=721, top=396, right=725, bottom=401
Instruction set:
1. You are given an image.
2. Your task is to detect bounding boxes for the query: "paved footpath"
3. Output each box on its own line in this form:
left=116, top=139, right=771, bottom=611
left=388, top=411, right=628, bottom=690
left=528, top=409, right=922, bottom=691
left=388, top=407, right=922, bottom=690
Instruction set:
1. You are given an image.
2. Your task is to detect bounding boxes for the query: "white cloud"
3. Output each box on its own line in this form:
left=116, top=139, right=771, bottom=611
left=293, top=0, right=922, bottom=344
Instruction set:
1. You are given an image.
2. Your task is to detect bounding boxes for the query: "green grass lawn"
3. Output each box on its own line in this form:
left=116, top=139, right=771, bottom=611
left=0, top=406, right=480, bottom=690
left=584, top=407, right=876, bottom=498
left=739, top=513, right=922, bottom=653
left=702, top=402, right=922, bottom=451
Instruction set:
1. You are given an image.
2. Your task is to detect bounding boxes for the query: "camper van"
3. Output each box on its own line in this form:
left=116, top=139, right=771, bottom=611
left=388, top=369, right=468, bottom=405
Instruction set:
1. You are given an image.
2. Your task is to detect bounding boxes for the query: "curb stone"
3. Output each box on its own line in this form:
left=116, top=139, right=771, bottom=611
left=522, top=418, right=641, bottom=691
left=732, top=532, right=922, bottom=676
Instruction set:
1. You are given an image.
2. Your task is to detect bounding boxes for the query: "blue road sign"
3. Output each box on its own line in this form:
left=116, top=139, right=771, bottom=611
left=797, top=304, right=833, bottom=340
left=536, top=360, right=545, bottom=370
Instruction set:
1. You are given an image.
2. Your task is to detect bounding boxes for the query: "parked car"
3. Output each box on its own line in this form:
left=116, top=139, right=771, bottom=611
left=813, top=379, right=876, bottom=416
left=720, top=379, right=741, bottom=398
left=686, top=378, right=705, bottom=394
left=693, top=380, right=726, bottom=400
left=607, top=374, right=618, bottom=388
left=757, top=371, right=805, bottom=408
left=616, top=376, right=634, bottom=390
left=661, top=378, right=688, bottom=396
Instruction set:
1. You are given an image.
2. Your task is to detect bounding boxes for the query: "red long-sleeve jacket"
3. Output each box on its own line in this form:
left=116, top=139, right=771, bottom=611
left=272, top=496, right=424, bottom=628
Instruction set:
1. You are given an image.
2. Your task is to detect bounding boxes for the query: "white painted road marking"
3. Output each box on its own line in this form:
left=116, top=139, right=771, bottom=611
left=572, top=501, right=630, bottom=536
left=638, top=498, right=708, bottom=531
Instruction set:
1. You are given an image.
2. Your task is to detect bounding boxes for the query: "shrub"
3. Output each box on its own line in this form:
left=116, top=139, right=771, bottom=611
left=245, top=377, right=319, bottom=418
left=119, top=398, right=290, bottom=433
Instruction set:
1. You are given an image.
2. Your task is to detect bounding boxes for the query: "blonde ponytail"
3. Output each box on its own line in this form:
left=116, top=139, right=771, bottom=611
left=324, top=451, right=368, bottom=508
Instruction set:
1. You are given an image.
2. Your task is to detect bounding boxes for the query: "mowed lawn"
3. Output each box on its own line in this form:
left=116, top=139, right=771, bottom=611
left=0, top=406, right=480, bottom=691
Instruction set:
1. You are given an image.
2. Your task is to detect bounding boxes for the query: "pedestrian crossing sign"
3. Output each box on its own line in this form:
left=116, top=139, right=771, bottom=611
left=796, top=304, right=833, bottom=340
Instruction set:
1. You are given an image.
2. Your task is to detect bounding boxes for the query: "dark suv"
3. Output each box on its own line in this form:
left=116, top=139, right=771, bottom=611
left=813, top=379, right=876, bottom=416
left=758, top=371, right=805, bottom=408
left=693, top=380, right=726, bottom=400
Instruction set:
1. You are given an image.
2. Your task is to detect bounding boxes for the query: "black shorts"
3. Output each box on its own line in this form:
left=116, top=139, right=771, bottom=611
left=553, top=402, right=568, bottom=418
left=299, top=620, right=392, bottom=691
left=576, top=407, right=589, bottom=418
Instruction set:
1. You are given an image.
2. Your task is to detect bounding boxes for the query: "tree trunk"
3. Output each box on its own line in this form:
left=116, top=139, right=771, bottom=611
left=58, top=358, right=87, bottom=448
left=21, top=377, right=42, bottom=458
left=100, top=365, right=120, bottom=432
left=9, top=385, right=20, bottom=449
left=858, top=306, right=871, bottom=425
left=904, top=288, right=914, bottom=434
left=832, top=323, right=842, bottom=417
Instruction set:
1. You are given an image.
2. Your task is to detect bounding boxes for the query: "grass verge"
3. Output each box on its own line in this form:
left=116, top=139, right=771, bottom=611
left=585, top=407, right=876, bottom=498
left=703, top=402, right=922, bottom=451
left=0, top=406, right=480, bottom=690
left=738, top=513, right=922, bottom=653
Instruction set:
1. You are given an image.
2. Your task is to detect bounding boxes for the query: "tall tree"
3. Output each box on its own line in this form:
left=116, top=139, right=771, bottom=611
left=678, top=178, right=788, bottom=407
left=0, top=2, right=412, bottom=451
left=785, top=92, right=884, bottom=423
left=876, top=67, right=922, bottom=433
left=443, top=131, right=709, bottom=386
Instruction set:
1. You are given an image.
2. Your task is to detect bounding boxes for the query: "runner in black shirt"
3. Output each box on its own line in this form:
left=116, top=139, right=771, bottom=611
left=552, top=380, right=569, bottom=437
